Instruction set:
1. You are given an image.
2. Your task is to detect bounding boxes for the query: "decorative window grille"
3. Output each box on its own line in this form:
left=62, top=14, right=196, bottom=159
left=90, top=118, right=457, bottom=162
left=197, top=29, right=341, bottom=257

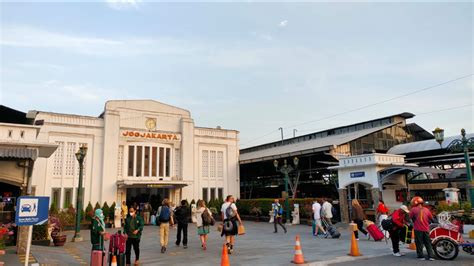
left=202, top=150, right=209, bottom=177
left=65, top=142, right=76, bottom=176
left=210, top=151, right=216, bottom=178
left=53, top=142, right=64, bottom=176
left=217, top=151, right=224, bottom=178
left=118, top=145, right=124, bottom=178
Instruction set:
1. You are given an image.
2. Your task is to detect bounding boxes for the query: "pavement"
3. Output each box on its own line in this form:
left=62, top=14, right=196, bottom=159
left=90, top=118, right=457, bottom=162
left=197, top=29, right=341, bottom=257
left=1, top=221, right=472, bottom=265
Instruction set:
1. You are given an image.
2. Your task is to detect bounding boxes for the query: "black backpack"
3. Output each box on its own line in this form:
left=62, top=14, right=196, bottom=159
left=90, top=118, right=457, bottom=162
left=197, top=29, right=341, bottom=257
left=381, top=218, right=394, bottom=231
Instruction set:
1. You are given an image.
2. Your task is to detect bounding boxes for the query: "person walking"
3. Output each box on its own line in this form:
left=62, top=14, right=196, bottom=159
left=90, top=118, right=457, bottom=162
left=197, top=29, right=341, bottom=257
left=124, top=206, right=144, bottom=266
left=351, top=199, right=368, bottom=240
left=158, top=198, right=174, bottom=253
left=143, top=202, right=151, bottom=225
left=174, top=200, right=189, bottom=249
left=321, top=198, right=333, bottom=225
left=409, top=196, right=435, bottom=261
left=389, top=205, right=410, bottom=257
left=121, top=201, right=128, bottom=226
left=196, top=200, right=212, bottom=250
left=272, top=199, right=286, bottom=233
left=221, top=195, right=242, bottom=254
left=312, top=199, right=327, bottom=237
left=91, top=209, right=106, bottom=251
left=376, top=199, right=389, bottom=227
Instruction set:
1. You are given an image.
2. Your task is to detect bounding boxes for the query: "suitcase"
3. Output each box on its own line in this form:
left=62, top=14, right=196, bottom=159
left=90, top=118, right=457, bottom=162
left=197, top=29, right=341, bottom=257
left=322, top=218, right=340, bottom=239
left=91, top=250, right=107, bottom=266
left=367, top=223, right=384, bottom=241
left=108, top=232, right=127, bottom=266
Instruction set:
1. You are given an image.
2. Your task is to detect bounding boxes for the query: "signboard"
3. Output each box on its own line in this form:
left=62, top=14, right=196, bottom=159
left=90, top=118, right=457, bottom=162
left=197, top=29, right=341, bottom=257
left=15, top=196, right=49, bottom=226
left=350, top=172, right=365, bottom=178
left=122, top=131, right=180, bottom=141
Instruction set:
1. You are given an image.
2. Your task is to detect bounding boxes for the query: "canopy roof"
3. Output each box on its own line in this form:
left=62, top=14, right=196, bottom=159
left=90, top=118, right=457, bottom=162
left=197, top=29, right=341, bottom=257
left=388, top=133, right=474, bottom=155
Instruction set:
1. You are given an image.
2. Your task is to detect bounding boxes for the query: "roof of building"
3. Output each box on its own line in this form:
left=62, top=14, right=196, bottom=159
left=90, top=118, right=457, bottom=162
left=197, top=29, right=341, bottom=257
left=388, top=133, right=474, bottom=155
left=0, top=105, right=30, bottom=125
left=240, top=122, right=399, bottom=163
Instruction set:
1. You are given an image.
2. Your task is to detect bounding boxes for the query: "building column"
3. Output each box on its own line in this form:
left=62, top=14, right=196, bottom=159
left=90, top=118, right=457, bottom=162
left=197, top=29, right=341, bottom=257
left=338, top=188, right=349, bottom=223
left=371, top=188, right=380, bottom=209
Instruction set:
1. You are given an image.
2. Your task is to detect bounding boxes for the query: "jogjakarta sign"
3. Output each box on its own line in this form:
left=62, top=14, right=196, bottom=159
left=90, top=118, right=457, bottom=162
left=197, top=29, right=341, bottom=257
left=122, top=131, right=180, bottom=141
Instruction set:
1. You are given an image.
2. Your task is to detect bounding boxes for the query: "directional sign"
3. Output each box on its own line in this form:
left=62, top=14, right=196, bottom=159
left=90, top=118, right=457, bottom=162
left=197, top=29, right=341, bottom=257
left=15, top=196, right=49, bottom=226
left=350, top=172, right=365, bottom=178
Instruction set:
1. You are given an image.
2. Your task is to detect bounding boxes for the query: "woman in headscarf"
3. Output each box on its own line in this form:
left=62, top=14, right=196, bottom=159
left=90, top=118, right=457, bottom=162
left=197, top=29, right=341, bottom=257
left=91, top=208, right=106, bottom=251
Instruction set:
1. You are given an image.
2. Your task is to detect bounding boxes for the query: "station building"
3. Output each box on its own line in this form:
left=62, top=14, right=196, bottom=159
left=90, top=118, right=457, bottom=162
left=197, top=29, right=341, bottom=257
left=6, top=100, right=239, bottom=211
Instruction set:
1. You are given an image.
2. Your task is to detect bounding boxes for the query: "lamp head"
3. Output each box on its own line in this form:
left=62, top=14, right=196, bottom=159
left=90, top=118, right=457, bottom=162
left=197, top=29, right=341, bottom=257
left=293, top=157, right=299, bottom=167
left=273, top=160, right=278, bottom=168
left=432, top=127, right=444, bottom=146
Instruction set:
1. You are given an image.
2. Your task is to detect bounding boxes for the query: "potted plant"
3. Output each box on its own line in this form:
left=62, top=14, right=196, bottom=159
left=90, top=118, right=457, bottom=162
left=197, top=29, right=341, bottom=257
left=0, top=223, right=14, bottom=250
left=49, top=216, right=66, bottom=246
left=32, top=224, right=50, bottom=246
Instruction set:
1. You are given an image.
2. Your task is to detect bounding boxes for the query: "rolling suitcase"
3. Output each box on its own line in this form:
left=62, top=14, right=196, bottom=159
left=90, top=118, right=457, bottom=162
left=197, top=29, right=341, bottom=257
left=367, top=223, right=384, bottom=241
left=109, top=231, right=127, bottom=266
left=91, top=250, right=107, bottom=266
left=322, top=218, right=340, bottom=239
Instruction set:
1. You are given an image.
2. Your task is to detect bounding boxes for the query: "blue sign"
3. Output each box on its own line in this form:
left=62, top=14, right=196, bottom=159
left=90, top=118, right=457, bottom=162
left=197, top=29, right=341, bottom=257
left=350, top=172, right=365, bottom=178
left=15, top=196, right=50, bottom=226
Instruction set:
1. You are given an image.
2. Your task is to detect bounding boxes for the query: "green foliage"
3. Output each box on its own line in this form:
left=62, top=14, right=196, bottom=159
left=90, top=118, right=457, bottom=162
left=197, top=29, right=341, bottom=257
left=209, top=207, right=218, bottom=215
left=49, top=202, right=59, bottom=215
left=32, top=224, right=49, bottom=241
left=190, top=199, right=196, bottom=206
left=85, top=202, right=94, bottom=221
left=94, top=202, right=101, bottom=211
left=102, top=202, right=110, bottom=220
left=109, top=202, right=116, bottom=220
left=236, top=198, right=322, bottom=219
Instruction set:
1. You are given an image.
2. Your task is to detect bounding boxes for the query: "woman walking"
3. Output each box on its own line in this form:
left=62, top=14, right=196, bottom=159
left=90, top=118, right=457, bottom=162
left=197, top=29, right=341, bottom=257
left=351, top=199, right=368, bottom=240
left=272, top=199, right=286, bottom=233
left=158, top=198, right=174, bottom=253
left=124, top=206, right=144, bottom=265
left=91, top=209, right=106, bottom=251
left=195, top=200, right=212, bottom=250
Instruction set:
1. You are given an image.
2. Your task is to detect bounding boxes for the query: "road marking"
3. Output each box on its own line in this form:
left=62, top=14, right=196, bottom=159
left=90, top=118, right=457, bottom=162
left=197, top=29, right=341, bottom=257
left=308, top=253, right=389, bottom=266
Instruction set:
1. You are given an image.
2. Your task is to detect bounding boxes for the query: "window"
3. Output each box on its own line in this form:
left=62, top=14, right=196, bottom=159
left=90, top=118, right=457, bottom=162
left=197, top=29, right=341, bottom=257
left=152, top=147, right=158, bottom=177
left=165, top=148, right=171, bottom=177
left=218, top=188, right=223, bottom=200
left=202, top=188, right=209, bottom=202
left=159, top=147, right=164, bottom=177
left=128, top=146, right=135, bottom=176
left=136, top=146, right=142, bottom=176
left=51, top=188, right=61, bottom=208
left=202, top=150, right=209, bottom=177
left=210, top=188, right=216, bottom=201
left=63, top=188, right=73, bottom=209
left=210, top=151, right=216, bottom=178
left=20, top=131, right=24, bottom=138
left=217, top=151, right=224, bottom=178
left=65, top=142, right=76, bottom=176
left=144, top=147, right=150, bottom=176
left=53, top=142, right=64, bottom=176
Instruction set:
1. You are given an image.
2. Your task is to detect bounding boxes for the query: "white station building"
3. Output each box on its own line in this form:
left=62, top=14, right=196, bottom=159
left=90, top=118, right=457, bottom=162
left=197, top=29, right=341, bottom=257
left=27, top=100, right=240, bottom=208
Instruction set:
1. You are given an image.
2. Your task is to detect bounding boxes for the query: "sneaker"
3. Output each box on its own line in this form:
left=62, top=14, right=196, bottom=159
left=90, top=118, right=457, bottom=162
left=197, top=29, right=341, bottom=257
left=183, top=245, right=188, bottom=249
left=428, top=258, right=435, bottom=261
left=419, top=258, right=426, bottom=261
left=399, top=252, right=405, bottom=256
left=367, top=234, right=371, bottom=240
left=356, top=238, right=360, bottom=241
left=393, top=252, right=402, bottom=257
left=324, top=233, right=329, bottom=239
left=161, top=246, right=165, bottom=253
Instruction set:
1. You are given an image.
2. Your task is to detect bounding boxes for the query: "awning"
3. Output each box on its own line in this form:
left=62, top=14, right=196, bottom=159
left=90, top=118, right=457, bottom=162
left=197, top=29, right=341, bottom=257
left=378, top=166, right=449, bottom=183
left=0, top=147, right=38, bottom=160
left=116, top=180, right=190, bottom=189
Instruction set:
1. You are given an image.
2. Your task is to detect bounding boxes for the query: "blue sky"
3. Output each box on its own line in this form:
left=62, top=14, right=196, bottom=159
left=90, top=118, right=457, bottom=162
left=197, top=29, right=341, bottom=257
left=1, top=1, right=472, bottom=148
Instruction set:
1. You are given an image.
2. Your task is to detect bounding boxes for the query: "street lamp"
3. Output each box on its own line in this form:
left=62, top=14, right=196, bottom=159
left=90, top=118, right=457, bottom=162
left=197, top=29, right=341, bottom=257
left=73, top=145, right=87, bottom=242
left=273, top=157, right=299, bottom=224
left=433, top=128, right=474, bottom=204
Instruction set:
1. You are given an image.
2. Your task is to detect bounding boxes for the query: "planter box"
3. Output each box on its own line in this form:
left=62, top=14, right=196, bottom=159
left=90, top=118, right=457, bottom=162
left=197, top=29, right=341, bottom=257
left=32, top=239, right=50, bottom=246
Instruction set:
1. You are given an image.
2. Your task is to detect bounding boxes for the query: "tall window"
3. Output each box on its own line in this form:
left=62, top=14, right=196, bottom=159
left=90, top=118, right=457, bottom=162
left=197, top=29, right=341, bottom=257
left=203, top=188, right=209, bottom=203
left=159, top=147, right=164, bottom=177
left=65, top=142, right=76, bottom=176
left=210, top=151, right=216, bottom=178
left=63, top=188, right=73, bottom=209
left=128, top=146, right=135, bottom=176
left=152, top=147, right=158, bottom=177
left=51, top=188, right=61, bottom=207
left=217, top=151, right=224, bottom=178
left=218, top=188, right=223, bottom=200
left=165, top=148, right=171, bottom=177
left=136, top=146, right=143, bottom=176
left=127, top=145, right=171, bottom=178
left=202, top=149, right=224, bottom=179
left=53, top=142, right=64, bottom=176
left=144, top=147, right=150, bottom=176
left=202, top=150, right=209, bottom=177
left=210, top=188, right=216, bottom=201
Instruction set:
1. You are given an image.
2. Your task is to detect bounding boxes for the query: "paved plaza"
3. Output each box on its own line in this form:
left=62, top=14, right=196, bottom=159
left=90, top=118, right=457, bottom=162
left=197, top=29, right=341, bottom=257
left=2, top=221, right=473, bottom=265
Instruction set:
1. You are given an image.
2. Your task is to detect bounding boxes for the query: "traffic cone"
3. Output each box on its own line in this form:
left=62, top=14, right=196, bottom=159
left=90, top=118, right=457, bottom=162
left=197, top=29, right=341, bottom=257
left=111, top=255, right=117, bottom=266
left=348, top=231, right=362, bottom=256
left=291, top=235, right=306, bottom=264
left=408, top=230, right=416, bottom=250
left=221, top=243, right=230, bottom=266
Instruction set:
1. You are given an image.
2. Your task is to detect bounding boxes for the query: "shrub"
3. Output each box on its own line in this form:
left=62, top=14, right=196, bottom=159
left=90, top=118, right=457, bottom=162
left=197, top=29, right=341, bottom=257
left=85, top=202, right=94, bottom=221
left=109, top=202, right=116, bottom=220
left=236, top=198, right=322, bottom=219
left=32, top=224, right=49, bottom=241
left=94, top=202, right=101, bottom=211
left=49, top=203, right=59, bottom=215
left=102, top=202, right=110, bottom=220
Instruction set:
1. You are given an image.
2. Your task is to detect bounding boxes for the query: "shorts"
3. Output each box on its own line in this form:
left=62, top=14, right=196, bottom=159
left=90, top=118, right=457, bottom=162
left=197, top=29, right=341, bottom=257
left=198, top=226, right=210, bottom=235
left=222, top=219, right=238, bottom=236
left=315, top=219, right=322, bottom=227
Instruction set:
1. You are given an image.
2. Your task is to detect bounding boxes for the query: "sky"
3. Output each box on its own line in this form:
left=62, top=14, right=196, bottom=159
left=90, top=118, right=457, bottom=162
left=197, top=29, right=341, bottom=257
left=0, top=0, right=472, bottom=148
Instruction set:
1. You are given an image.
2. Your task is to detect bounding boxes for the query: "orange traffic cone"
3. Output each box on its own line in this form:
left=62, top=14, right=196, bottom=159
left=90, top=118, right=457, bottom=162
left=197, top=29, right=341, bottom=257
left=221, top=243, right=230, bottom=266
left=348, top=231, right=362, bottom=256
left=291, top=235, right=306, bottom=264
left=408, top=230, right=416, bottom=250
left=111, top=255, right=117, bottom=266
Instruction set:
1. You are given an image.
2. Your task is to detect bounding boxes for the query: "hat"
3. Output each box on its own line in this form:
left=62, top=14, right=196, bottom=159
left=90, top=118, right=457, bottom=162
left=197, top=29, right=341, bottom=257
left=400, top=205, right=409, bottom=213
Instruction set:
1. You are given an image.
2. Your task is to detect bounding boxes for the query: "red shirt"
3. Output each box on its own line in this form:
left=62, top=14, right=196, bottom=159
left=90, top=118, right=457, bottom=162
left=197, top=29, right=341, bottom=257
left=377, top=203, right=389, bottom=214
left=409, top=206, right=433, bottom=232
left=391, top=209, right=407, bottom=228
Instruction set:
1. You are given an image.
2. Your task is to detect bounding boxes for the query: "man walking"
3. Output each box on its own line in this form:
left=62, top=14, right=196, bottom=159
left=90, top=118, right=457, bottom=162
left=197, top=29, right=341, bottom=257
left=321, top=198, right=333, bottom=225
left=409, top=196, right=435, bottom=261
left=272, top=199, right=286, bottom=233
left=124, top=206, right=144, bottom=266
left=174, top=200, right=190, bottom=249
left=312, top=199, right=327, bottom=237
left=221, top=195, right=242, bottom=254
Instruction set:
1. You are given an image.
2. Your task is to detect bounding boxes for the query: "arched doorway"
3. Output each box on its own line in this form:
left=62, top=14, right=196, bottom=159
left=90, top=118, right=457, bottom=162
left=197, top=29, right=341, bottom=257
left=345, top=182, right=374, bottom=221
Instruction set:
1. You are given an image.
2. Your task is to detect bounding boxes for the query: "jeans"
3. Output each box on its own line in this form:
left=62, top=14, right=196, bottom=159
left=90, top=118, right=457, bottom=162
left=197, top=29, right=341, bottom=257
left=125, top=237, right=140, bottom=264
left=273, top=217, right=286, bottom=232
left=389, top=228, right=401, bottom=253
left=353, top=219, right=368, bottom=239
left=176, top=222, right=188, bottom=246
left=415, top=230, right=434, bottom=259
left=160, top=222, right=170, bottom=247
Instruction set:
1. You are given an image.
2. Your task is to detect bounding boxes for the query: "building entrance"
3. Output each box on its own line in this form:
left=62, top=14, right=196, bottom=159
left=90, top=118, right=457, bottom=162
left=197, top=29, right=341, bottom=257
left=126, top=187, right=170, bottom=212
left=0, top=182, right=21, bottom=246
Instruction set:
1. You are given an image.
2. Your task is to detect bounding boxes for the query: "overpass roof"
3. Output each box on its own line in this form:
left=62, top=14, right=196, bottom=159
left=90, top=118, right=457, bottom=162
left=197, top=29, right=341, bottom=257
left=388, top=133, right=474, bottom=155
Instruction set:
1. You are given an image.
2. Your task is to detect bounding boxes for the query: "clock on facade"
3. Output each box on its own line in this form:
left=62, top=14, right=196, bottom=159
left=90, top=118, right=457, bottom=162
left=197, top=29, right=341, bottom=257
left=145, top=118, right=156, bottom=130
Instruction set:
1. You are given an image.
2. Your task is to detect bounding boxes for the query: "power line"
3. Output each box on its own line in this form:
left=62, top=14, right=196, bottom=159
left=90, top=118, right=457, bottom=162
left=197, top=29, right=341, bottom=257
left=415, top=103, right=473, bottom=116
left=240, top=74, right=473, bottom=147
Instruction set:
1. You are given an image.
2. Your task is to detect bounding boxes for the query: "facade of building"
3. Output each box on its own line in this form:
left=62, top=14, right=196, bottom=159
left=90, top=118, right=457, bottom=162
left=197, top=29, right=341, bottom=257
left=28, top=100, right=240, bottom=209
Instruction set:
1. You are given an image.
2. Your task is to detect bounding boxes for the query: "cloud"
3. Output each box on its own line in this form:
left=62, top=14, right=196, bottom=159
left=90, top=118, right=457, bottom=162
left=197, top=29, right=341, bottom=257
left=279, top=20, right=288, bottom=27
left=105, top=0, right=142, bottom=10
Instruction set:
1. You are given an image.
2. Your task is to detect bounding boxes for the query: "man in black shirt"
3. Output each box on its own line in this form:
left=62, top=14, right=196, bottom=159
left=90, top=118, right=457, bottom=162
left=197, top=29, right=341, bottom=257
left=174, top=200, right=190, bottom=248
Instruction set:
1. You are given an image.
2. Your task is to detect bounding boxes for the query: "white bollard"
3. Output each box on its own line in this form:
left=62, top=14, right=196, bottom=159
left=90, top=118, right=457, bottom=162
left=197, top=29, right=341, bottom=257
left=292, top=204, right=300, bottom=225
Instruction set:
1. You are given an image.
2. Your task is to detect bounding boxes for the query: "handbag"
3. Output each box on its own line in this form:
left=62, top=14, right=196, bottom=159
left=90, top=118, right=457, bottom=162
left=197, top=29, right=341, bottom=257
left=238, top=224, right=245, bottom=235
left=217, top=224, right=223, bottom=232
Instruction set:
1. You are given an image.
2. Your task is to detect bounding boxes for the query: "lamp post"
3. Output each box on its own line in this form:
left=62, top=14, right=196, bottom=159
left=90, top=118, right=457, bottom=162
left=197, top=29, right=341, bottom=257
left=73, top=145, right=87, bottom=242
left=273, top=157, right=299, bottom=224
left=433, top=128, right=474, bottom=204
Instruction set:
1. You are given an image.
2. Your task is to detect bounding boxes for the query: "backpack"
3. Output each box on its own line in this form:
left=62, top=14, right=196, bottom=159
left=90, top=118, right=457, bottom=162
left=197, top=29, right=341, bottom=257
left=225, top=204, right=237, bottom=220
left=158, top=206, right=171, bottom=222
left=201, top=209, right=214, bottom=226
left=381, top=218, right=394, bottom=231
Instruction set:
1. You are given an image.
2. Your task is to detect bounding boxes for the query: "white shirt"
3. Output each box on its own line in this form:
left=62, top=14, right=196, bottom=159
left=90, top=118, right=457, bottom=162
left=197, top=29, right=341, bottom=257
left=312, top=202, right=321, bottom=220
left=221, top=202, right=237, bottom=220
left=322, top=201, right=333, bottom=219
